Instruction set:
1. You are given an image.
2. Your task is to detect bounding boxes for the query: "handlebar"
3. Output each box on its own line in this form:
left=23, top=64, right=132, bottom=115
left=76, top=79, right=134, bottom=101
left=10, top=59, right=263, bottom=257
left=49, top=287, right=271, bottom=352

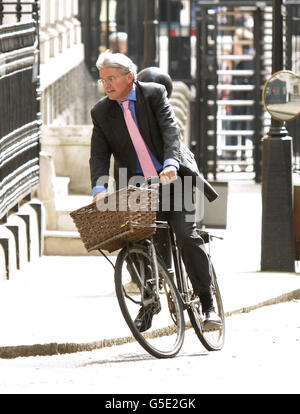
left=140, top=175, right=219, bottom=203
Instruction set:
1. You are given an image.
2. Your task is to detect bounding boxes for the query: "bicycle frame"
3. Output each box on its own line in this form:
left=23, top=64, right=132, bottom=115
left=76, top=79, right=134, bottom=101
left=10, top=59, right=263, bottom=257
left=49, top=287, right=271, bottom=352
left=168, top=227, right=190, bottom=307
left=155, top=221, right=219, bottom=312
left=101, top=205, right=225, bottom=357
left=97, top=180, right=225, bottom=357
left=153, top=221, right=199, bottom=311
left=122, top=224, right=188, bottom=310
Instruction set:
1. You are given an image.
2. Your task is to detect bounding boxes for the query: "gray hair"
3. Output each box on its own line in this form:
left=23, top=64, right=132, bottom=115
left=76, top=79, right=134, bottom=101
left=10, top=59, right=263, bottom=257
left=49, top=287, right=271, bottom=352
left=96, top=50, right=137, bottom=80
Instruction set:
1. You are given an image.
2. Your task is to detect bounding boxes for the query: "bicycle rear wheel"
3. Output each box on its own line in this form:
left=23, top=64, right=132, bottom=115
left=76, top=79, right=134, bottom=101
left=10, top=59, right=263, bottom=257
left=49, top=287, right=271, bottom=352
left=115, top=243, right=185, bottom=359
left=187, top=265, right=225, bottom=351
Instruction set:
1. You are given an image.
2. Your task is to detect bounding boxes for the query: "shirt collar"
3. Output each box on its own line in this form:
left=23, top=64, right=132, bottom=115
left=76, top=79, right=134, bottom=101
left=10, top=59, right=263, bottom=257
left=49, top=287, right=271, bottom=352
left=118, top=84, right=136, bottom=105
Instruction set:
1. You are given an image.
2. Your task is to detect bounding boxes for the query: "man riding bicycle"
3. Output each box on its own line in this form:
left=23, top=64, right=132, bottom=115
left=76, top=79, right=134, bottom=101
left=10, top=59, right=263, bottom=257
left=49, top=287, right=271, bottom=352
left=90, top=50, right=222, bottom=332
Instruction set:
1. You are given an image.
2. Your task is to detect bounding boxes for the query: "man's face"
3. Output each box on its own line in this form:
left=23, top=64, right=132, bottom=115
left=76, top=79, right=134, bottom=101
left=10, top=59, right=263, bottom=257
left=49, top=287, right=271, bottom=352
left=99, top=67, right=134, bottom=101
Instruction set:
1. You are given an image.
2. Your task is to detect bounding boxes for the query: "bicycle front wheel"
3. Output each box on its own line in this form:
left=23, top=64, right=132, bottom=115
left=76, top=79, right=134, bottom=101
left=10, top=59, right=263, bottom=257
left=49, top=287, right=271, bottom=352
left=115, top=243, right=185, bottom=359
left=187, top=265, right=225, bottom=351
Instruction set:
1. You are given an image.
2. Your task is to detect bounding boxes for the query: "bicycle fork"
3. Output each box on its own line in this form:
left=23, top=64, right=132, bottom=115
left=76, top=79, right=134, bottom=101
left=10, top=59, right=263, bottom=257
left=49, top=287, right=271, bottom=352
left=168, top=229, right=191, bottom=309
left=148, top=241, right=160, bottom=305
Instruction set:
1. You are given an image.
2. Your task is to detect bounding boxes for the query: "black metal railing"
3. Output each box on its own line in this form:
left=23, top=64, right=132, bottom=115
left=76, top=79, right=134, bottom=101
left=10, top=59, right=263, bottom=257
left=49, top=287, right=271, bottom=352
left=78, top=0, right=300, bottom=177
left=78, top=0, right=197, bottom=80
left=0, top=2, right=40, bottom=220
left=194, top=1, right=273, bottom=182
left=0, top=0, right=39, bottom=24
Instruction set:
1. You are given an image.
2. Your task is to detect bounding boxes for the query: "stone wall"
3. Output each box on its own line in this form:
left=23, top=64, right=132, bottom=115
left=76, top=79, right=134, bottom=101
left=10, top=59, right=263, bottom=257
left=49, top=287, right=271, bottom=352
left=41, top=125, right=93, bottom=195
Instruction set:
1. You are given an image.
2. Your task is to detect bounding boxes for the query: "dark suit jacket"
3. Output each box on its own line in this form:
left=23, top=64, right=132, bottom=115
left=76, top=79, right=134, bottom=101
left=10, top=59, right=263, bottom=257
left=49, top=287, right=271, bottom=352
left=89, top=81, right=218, bottom=201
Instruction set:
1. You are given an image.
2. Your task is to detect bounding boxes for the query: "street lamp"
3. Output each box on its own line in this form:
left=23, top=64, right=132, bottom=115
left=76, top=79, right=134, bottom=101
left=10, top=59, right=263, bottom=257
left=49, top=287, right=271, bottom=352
left=261, top=0, right=295, bottom=271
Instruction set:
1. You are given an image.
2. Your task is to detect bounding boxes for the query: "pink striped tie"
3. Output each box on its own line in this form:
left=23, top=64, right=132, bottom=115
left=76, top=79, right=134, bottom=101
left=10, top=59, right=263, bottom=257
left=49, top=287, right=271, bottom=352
left=122, top=100, right=158, bottom=179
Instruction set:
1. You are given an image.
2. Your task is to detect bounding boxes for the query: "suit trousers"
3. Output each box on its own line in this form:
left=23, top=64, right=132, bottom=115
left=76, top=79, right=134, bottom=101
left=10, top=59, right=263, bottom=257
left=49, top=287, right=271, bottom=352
left=153, top=181, right=212, bottom=300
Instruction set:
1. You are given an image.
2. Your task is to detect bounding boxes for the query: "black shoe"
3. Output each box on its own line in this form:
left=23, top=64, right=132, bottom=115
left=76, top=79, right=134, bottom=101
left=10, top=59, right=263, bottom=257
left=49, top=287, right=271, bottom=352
left=203, top=310, right=222, bottom=331
left=134, top=302, right=161, bottom=333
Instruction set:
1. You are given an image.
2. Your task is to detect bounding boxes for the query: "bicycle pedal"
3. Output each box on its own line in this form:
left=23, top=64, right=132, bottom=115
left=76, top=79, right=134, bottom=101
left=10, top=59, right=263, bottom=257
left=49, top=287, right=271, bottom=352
left=203, top=323, right=222, bottom=332
left=203, top=326, right=222, bottom=332
left=167, top=292, right=176, bottom=314
left=124, top=281, right=140, bottom=294
left=153, top=301, right=161, bottom=315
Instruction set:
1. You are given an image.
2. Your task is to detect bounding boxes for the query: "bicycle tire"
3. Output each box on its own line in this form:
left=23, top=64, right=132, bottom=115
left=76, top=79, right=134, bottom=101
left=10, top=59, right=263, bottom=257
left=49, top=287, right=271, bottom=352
left=187, top=265, right=225, bottom=351
left=115, top=243, right=185, bottom=359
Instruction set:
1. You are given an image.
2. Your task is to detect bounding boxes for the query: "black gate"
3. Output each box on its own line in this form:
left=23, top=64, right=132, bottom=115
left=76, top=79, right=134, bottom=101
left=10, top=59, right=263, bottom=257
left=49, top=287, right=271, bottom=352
left=194, top=1, right=274, bottom=183
left=194, top=0, right=300, bottom=181
left=78, top=1, right=300, bottom=178
left=0, top=2, right=41, bottom=220
left=78, top=0, right=196, bottom=79
left=78, top=0, right=146, bottom=77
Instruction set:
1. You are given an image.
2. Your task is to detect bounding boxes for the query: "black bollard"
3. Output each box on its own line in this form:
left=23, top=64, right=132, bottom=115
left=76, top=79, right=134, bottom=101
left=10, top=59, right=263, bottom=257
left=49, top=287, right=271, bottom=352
left=261, top=0, right=295, bottom=271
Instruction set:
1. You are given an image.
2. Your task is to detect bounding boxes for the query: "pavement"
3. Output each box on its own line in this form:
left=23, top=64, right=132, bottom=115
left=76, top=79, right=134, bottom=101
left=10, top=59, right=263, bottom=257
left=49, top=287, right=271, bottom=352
left=0, top=178, right=299, bottom=359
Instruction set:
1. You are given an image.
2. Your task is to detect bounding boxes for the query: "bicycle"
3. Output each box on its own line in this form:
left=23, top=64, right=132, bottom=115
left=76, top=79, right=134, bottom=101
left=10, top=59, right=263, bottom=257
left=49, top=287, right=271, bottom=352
left=100, top=183, right=225, bottom=359
left=71, top=180, right=225, bottom=359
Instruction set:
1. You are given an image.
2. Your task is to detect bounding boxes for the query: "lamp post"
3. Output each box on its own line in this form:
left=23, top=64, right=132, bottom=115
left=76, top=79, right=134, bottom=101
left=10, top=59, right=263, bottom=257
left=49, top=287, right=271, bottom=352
left=142, top=0, right=159, bottom=69
left=261, top=0, right=295, bottom=271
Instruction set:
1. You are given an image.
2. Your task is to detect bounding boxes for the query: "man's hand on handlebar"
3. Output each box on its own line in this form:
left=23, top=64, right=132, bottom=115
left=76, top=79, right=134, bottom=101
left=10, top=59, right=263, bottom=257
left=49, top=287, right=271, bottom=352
left=93, top=192, right=107, bottom=203
left=159, top=165, right=178, bottom=185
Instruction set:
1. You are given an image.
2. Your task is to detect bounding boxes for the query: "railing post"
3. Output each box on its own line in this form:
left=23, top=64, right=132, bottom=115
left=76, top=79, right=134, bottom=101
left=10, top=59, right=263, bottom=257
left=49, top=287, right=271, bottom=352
left=142, top=0, right=159, bottom=69
left=0, top=1, right=3, bottom=25
left=253, top=6, right=263, bottom=183
left=16, top=0, right=22, bottom=22
left=0, top=20, right=41, bottom=219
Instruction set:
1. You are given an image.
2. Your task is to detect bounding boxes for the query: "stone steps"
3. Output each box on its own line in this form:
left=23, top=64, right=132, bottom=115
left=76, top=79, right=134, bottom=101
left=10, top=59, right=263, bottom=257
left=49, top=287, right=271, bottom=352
left=0, top=200, right=44, bottom=280
left=43, top=176, right=104, bottom=256
left=55, top=194, right=92, bottom=232
left=44, top=230, right=102, bottom=256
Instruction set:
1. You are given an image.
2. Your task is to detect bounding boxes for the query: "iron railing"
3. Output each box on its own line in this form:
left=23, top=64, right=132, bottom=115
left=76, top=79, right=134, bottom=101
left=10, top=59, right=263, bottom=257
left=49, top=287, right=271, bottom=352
left=0, top=0, right=39, bottom=24
left=0, top=1, right=40, bottom=220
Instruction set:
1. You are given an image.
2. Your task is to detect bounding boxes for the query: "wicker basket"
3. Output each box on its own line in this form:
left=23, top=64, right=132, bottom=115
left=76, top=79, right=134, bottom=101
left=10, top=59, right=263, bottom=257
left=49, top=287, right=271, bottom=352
left=70, top=186, right=158, bottom=253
